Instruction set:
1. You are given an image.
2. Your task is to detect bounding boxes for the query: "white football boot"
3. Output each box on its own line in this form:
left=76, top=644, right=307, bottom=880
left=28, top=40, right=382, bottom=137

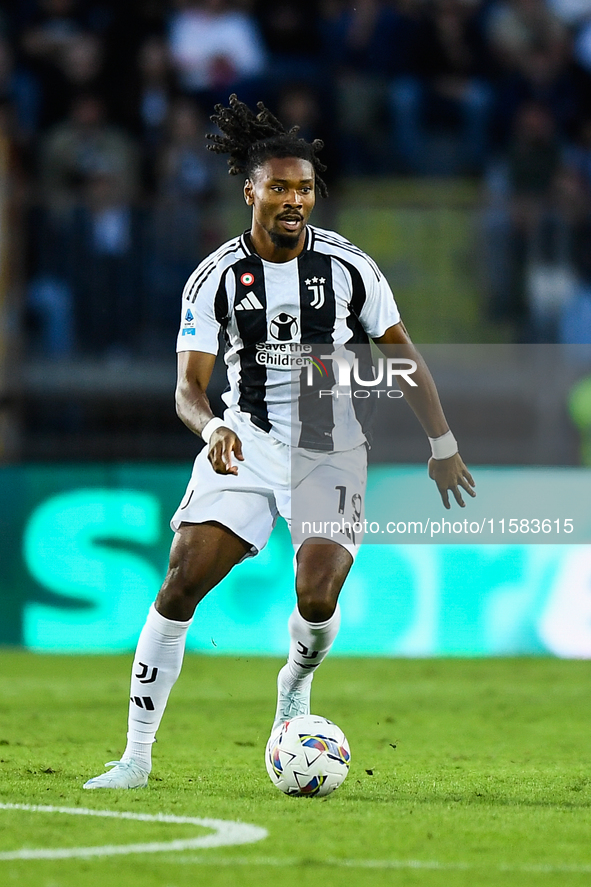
left=271, top=664, right=313, bottom=733
left=83, top=760, right=149, bottom=790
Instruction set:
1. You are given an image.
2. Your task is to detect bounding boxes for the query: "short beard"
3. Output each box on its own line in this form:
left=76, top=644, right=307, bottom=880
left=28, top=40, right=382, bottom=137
left=269, top=229, right=301, bottom=250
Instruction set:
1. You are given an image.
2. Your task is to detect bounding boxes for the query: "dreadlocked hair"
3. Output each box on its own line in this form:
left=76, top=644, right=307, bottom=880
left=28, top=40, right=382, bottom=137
left=206, top=93, right=328, bottom=198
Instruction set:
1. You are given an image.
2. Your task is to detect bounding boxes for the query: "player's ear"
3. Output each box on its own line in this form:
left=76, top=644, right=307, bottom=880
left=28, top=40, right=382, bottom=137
left=244, top=178, right=254, bottom=206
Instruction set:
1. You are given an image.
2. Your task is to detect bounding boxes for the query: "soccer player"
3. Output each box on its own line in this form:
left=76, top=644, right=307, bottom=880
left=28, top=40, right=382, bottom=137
left=84, top=95, right=475, bottom=789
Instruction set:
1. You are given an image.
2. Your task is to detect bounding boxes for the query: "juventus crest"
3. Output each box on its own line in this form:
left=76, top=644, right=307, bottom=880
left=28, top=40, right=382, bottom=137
left=305, top=277, right=325, bottom=309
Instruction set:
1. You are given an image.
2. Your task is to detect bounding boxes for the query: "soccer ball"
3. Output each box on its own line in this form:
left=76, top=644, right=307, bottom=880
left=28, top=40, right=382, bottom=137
left=265, top=714, right=351, bottom=797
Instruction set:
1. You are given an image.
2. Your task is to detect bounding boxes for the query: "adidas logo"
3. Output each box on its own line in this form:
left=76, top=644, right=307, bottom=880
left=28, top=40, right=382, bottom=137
left=130, top=695, right=154, bottom=710
left=236, top=292, right=263, bottom=311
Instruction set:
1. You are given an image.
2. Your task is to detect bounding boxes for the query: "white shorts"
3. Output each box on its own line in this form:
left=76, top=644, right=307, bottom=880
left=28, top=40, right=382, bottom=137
left=170, top=410, right=367, bottom=559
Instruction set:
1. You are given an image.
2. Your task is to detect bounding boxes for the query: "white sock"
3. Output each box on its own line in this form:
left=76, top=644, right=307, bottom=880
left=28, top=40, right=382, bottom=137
left=283, top=604, right=341, bottom=689
left=121, top=604, right=192, bottom=770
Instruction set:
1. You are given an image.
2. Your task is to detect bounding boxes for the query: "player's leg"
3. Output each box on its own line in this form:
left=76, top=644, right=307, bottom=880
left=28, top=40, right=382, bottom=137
left=84, top=521, right=250, bottom=789
left=295, top=537, right=353, bottom=622
left=155, top=519, right=252, bottom=621
left=122, top=520, right=251, bottom=763
left=272, top=443, right=366, bottom=731
left=272, top=539, right=352, bottom=729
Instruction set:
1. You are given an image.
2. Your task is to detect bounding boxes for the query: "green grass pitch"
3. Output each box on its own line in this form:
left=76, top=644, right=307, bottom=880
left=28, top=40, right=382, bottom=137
left=1, top=652, right=591, bottom=887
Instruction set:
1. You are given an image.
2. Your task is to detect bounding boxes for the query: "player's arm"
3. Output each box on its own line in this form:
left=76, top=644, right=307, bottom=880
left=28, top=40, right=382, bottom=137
left=176, top=350, right=244, bottom=475
left=374, top=321, right=475, bottom=509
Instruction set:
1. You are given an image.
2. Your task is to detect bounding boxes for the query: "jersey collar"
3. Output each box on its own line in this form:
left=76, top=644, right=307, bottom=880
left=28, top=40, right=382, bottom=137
left=240, top=226, right=313, bottom=257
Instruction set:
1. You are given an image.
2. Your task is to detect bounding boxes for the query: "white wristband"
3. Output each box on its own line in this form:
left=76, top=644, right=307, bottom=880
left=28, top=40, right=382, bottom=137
left=429, top=430, right=458, bottom=460
left=201, top=417, right=226, bottom=444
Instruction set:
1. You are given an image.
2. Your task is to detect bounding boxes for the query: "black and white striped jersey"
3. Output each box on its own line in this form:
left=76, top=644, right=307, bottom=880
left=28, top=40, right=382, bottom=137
left=176, top=225, right=401, bottom=450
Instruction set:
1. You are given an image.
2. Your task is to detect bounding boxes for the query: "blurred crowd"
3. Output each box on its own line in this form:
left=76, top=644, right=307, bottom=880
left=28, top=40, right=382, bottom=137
left=2, top=0, right=591, bottom=353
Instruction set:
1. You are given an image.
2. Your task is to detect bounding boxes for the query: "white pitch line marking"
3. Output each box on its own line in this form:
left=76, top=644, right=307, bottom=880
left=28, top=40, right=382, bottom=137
left=0, top=803, right=267, bottom=860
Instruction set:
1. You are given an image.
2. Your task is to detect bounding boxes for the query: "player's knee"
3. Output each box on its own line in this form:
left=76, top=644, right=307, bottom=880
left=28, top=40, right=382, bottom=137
left=296, top=586, right=338, bottom=623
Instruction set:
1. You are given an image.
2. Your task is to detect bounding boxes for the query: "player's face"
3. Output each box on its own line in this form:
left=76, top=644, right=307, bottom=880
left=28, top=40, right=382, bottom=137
left=245, top=157, right=316, bottom=255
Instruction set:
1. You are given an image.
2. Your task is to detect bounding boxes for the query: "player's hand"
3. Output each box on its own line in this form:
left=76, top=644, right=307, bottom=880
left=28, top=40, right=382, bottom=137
left=428, top=453, right=476, bottom=509
left=207, top=427, right=244, bottom=475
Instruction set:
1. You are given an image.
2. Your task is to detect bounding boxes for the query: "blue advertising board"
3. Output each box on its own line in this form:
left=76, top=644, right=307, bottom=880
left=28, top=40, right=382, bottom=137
left=1, top=465, right=590, bottom=657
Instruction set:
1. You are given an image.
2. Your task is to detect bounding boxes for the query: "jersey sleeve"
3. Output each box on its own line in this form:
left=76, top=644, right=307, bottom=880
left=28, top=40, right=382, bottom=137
left=357, top=265, right=401, bottom=339
left=176, top=264, right=223, bottom=354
